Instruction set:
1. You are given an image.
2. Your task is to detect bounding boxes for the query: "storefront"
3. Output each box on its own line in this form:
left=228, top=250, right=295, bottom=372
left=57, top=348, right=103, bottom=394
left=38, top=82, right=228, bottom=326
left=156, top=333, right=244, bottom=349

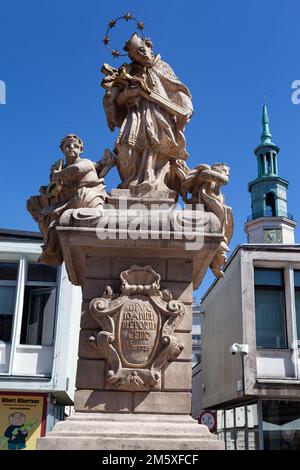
left=0, top=229, right=81, bottom=450
left=217, top=400, right=300, bottom=450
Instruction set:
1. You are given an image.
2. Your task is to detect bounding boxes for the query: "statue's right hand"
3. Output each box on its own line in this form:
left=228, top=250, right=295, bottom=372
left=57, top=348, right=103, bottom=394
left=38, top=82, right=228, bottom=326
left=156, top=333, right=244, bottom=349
left=119, top=87, right=141, bottom=104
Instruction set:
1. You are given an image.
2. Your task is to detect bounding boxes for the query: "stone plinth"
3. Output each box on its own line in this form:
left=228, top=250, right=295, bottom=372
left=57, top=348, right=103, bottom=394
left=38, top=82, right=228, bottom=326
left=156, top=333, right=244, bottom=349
left=37, top=413, right=223, bottom=450
left=37, top=193, right=225, bottom=450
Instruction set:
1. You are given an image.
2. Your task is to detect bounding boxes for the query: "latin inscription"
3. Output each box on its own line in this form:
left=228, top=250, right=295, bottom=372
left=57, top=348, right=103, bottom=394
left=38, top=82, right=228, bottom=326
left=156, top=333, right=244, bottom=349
left=119, top=298, right=159, bottom=365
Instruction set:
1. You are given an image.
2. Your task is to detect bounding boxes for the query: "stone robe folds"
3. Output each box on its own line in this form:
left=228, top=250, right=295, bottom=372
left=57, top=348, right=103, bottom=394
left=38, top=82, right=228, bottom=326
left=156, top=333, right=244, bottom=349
left=103, top=55, right=193, bottom=191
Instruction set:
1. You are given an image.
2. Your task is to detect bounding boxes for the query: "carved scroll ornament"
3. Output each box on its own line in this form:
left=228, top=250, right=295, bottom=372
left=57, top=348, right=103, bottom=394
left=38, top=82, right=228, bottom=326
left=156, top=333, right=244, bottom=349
left=88, top=265, right=185, bottom=391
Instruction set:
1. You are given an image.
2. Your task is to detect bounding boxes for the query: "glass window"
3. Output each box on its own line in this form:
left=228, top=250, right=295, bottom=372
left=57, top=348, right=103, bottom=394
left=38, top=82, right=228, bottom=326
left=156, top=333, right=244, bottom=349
left=192, top=315, right=201, bottom=336
left=294, top=271, right=300, bottom=287
left=0, top=262, right=18, bottom=343
left=247, top=403, right=259, bottom=450
left=217, top=410, right=225, bottom=432
left=219, top=404, right=260, bottom=451
left=194, top=353, right=201, bottom=363
left=20, top=265, right=58, bottom=346
left=262, top=400, right=300, bottom=450
left=247, top=403, right=258, bottom=428
left=295, top=293, right=300, bottom=342
left=27, top=263, right=57, bottom=283
left=0, top=262, right=18, bottom=281
left=225, top=431, right=236, bottom=450
left=225, top=408, right=234, bottom=429
left=294, top=271, right=300, bottom=343
left=254, top=269, right=287, bottom=349
left=254, top=268, right=283, bottom=286
left=235, top=406, right=245, bottom=428
left=0, top=286, right=16, bottom=342
left=192, top=334, right=201, bottom=344
left=21, top=287, right=57, bottom=345
left=236, top=429, right=246, bottom=450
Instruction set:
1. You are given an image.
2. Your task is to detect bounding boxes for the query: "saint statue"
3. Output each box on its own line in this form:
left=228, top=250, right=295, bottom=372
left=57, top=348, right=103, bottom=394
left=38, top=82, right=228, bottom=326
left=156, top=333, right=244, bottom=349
left=101, top=33, right=193, bottom=192
left=26, top=20, right=232, bottom=279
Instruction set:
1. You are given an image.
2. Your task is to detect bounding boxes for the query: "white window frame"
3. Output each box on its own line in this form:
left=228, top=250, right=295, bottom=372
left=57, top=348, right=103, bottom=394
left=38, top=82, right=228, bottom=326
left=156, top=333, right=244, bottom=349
left=253, top=260, right=300, bottom=380
left=0, top=245, right=60, bottom=377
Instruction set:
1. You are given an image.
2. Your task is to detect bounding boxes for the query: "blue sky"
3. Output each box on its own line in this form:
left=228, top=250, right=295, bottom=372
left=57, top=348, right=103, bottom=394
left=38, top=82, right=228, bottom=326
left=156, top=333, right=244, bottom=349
left=0, top=0, right=299, bottom=298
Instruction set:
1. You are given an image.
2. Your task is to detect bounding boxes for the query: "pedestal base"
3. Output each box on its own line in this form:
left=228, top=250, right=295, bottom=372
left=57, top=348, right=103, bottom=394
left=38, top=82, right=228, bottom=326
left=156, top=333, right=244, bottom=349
left=37, top=413, right=224, bottom=450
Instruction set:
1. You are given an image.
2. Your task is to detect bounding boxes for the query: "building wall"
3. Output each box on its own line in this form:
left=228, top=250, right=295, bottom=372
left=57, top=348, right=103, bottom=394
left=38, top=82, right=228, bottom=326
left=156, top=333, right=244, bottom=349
left=192, top=301, right=201, bottom=366
left=191, top=361, right=203, bottom=418
left=245, top=219, right=296, bottom=244
left=199, top=245, right=300, bottom=412
left=240, top=247, right=300, bottom=398
left=49, top=263, right=82, bottom=402
left=0, top=238, right=82, bottom=404
left=201, top=250, right=244, bottom=408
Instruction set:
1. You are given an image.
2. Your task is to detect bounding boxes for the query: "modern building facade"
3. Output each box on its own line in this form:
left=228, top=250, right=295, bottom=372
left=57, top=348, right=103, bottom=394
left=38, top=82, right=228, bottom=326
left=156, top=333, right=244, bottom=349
left=0, top=229, right=81, bottom=450
left=201, top=244, right=300, bottom=449
left=192, top=300, right=202, bottom=367
left=193, top=106, right=300, bottom=450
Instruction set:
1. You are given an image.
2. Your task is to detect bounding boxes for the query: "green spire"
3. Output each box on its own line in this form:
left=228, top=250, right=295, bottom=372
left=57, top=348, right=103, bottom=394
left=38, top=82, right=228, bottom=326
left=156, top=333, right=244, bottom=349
left=261, top=105, right=272, bottom=145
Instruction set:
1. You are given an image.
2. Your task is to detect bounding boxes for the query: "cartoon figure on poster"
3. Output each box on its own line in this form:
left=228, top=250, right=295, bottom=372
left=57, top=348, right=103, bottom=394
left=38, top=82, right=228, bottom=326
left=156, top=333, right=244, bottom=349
left=0, top=413, right=38, bottom=450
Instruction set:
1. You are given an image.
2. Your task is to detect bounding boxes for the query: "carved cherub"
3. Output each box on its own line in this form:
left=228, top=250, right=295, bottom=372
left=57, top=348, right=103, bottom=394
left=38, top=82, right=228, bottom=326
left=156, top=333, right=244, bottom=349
left=170, top=158, right=233, bottom=277
left=27, top=134, right=110, bottom=265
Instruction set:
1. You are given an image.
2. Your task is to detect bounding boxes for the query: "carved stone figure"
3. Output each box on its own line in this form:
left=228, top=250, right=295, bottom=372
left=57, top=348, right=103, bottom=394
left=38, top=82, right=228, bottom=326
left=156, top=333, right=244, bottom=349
left=101, top=33, right=193, bottom=192
left=88, top=265, right=185, bottom=390
left=27, top=134, right=108, bottom=265
left=170, top=158, right=233, bottom=276
left=34, top=18, right=228, bottom=451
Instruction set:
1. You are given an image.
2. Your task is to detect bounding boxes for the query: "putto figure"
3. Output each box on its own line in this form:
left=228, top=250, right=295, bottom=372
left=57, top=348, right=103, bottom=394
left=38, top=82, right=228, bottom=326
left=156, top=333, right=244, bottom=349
left=170, top=159, right=234, bottom=277
left=102, top=33, right=193, bottom=191
left=27, top=134, right=109, bottom=265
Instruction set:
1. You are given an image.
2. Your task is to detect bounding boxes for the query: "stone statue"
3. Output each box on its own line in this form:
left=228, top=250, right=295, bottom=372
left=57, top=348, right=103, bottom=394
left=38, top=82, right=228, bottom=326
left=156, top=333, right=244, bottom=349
left=27, top=134, right=108, bottom=265
left=26, top=30, right=232, bottom=280
left=170, top=158, right=233, bottom=276
left=101, top=33, right=193, bottom=192
left=33, top=17, right=228, bottom=451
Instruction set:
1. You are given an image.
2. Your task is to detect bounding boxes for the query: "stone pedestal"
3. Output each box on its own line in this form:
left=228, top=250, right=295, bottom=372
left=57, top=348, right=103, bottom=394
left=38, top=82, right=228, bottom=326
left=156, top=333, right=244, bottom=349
left=37, top=414, right=222, bottom=450
left=37, top=192, right=225, bottom=450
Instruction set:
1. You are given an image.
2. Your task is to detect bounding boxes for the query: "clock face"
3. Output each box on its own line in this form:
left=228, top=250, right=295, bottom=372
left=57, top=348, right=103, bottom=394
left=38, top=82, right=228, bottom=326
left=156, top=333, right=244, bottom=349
left=264, top=229, right=282, bottom=244
left=200, top=412, right=216, bottom=431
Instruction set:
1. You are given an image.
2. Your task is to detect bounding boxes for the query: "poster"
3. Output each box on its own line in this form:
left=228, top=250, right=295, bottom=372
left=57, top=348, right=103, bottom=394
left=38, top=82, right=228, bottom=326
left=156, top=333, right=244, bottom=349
left=0, top=393, right=46, bottom=450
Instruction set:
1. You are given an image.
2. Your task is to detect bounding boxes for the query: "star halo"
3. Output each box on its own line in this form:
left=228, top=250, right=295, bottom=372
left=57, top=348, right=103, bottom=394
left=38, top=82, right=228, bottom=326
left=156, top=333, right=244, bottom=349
left=102, top=13, right=145, bottom=59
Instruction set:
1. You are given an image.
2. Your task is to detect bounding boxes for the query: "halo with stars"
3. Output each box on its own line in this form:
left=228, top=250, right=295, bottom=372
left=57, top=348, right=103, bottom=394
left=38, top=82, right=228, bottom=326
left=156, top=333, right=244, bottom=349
left=102, top=13, right=145, bottom=59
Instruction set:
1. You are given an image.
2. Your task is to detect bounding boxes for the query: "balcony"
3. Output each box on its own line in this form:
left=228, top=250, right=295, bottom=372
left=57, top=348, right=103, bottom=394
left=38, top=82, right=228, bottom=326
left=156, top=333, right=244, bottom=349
left=247, top=210, right=294, bottom=222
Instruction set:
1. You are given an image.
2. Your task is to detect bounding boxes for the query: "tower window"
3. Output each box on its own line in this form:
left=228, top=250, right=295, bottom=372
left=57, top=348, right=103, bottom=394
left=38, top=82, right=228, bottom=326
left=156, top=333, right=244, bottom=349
left=265, top=192, right=276, bottom=216
left=266, top=152, right=272, bottom=174
left=273, top=153, right=278, bottom=174
left=260, top=154, right=264, bottom=175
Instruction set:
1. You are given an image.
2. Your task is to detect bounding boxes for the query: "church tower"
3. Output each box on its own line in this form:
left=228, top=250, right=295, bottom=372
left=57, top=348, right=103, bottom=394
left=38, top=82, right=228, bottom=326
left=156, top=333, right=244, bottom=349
left=244, top=105, right=296, bottom=243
